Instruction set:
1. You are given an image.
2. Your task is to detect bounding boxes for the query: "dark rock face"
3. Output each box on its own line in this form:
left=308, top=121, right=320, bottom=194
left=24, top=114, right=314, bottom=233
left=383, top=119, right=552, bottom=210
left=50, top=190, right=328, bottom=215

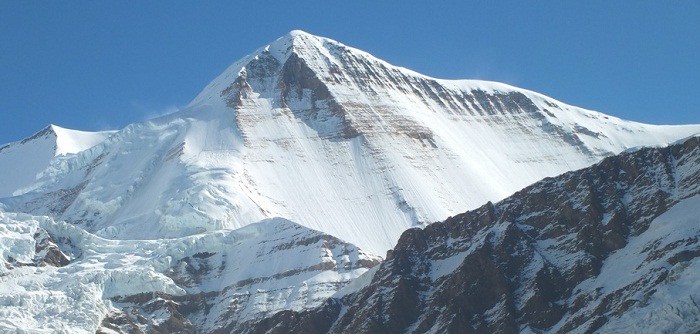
left=98, top=292, right=203, bottom=334
left=33, top=230, right=71, bottom=267
left=222, top=49, right=359, bottom=141
left=241, top=136, right=700, bottom=333
left=3, top=229, right=70, bottom=270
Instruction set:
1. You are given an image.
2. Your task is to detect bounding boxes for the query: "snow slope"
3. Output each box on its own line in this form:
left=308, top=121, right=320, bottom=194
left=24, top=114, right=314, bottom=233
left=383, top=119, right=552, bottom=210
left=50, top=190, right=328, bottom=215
left=0, top=212, right=378, bottom=333
left=0, top=125, right=114, bottom=197
left=3, top=31, right=700, bottom=255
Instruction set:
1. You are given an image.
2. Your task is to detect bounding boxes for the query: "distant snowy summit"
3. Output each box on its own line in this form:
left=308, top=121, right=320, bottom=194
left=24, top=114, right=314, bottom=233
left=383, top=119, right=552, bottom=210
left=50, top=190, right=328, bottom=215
left=2, top=30, right=699, bottom=255
left=0, top=125, right=114, bottom=197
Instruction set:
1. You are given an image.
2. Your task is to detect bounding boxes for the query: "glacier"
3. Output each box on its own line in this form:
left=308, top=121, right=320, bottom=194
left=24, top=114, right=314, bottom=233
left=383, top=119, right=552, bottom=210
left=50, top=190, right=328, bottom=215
left=0, top=212, right=378, bottom=333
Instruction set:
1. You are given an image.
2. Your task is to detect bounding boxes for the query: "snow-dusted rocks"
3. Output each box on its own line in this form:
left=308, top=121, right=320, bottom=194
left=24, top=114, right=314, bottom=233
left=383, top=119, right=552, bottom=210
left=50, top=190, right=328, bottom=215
left=3, top=31, right=699, bottom=255
left=246, top=136, right=700, bottom=333
left=0, top=213, right=378, bottom=333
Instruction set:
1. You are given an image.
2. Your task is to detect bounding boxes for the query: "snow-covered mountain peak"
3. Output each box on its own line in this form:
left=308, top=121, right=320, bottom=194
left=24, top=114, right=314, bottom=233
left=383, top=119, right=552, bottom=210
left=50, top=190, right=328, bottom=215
left=189, top=31, right=340, bottom=107
left=1, top=31, right=699, bottom=333
left=190, top=30, right=530, bottom=110
left=0, top=125, right=114, bottom=198
left=188, top=31, right=633, bottom=145
left=4, top=32, right=700, bottom=255
left=48, top=124, right=115, bottom=155
left=256, top=29, right=318, bottom=62
left=2, top=123, right=114, bottom=157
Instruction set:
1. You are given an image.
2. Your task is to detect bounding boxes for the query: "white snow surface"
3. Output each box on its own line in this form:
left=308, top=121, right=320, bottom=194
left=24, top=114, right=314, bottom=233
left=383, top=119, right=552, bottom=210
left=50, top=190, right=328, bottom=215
left=0, top=125, right=113, bottom=197
left=3, top=31, right=699, bottom=256
left=0, top=211, right=377, bottom=333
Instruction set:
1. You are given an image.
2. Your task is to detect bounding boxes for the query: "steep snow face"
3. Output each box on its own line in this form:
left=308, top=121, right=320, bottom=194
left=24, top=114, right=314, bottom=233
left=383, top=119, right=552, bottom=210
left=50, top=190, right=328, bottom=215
left=4, top=31, right=700, bottom=255
left=0, top=212, right=378, bottom=333
left=0, top=125, right=114, bottom=197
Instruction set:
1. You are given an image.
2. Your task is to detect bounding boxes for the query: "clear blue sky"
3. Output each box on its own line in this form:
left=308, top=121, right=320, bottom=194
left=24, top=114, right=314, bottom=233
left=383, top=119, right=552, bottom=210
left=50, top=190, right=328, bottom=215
left=1, top=1, right=698, bottom=143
